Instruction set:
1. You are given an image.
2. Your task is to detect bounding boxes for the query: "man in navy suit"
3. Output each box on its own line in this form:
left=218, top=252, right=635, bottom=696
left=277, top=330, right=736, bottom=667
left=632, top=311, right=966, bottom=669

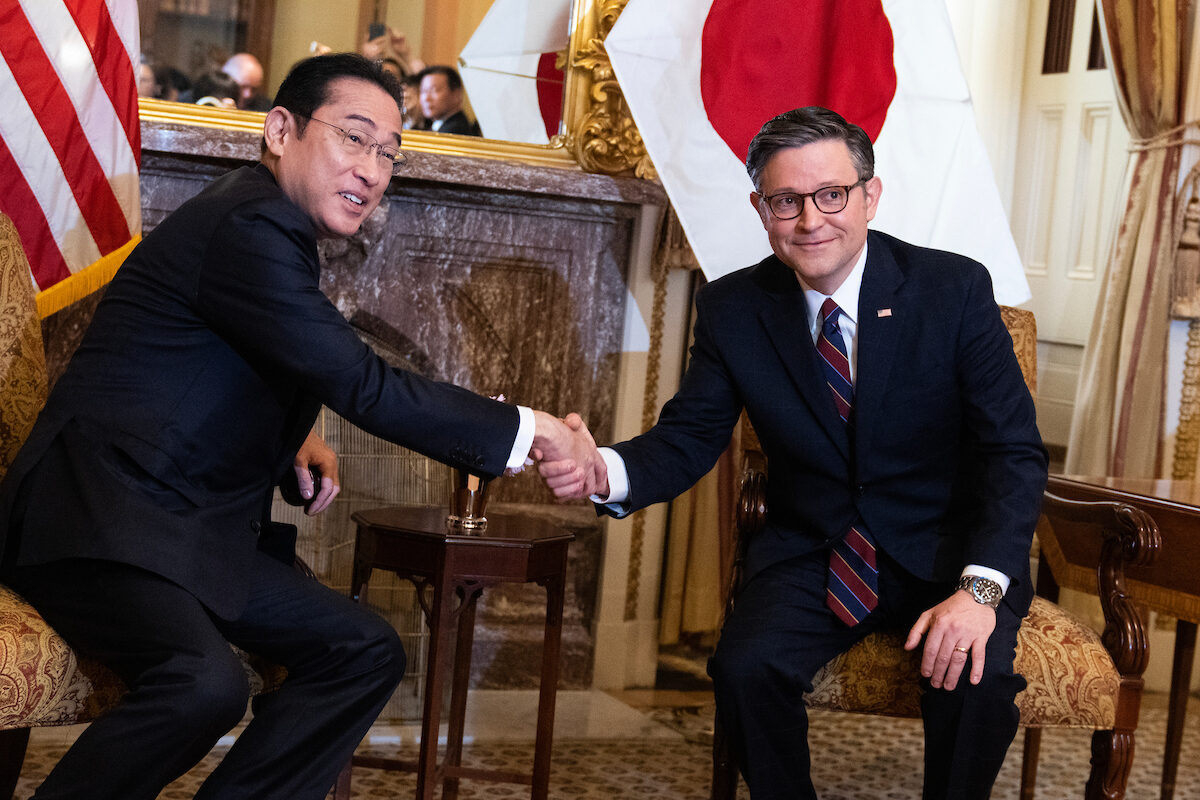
left=0, top=53, right=600, bottom=800
left=543, top=107, right=1047, bottom=798
left=417, top=66, right=482, bottom=136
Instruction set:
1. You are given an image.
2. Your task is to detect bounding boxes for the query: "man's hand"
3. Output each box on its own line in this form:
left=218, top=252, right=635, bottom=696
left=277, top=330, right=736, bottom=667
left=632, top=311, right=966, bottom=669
left=294, top=429, right=340, bottom=516
left=531, top=411, right=607, bottom=500
left=903, top=589, right=996, bottom=690
left=360, top=26, right=424, bottom=72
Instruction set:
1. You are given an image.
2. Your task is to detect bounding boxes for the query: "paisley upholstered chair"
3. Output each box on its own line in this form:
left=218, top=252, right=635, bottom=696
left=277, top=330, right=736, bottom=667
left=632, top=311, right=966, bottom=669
left=712, top=307, right=1161, bottom=800
left=0, top=213, right=283, bottom=796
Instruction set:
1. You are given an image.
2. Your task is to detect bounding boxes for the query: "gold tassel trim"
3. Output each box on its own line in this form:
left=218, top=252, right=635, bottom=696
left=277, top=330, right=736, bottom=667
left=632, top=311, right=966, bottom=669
left=35, top=236, right=140, bottom=319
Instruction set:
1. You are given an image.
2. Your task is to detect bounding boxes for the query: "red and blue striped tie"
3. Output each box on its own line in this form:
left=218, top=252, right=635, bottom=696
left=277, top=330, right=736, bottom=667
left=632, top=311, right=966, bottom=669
left=827, top=525, right=879, bottom=626
left=816, top=299, right=853, bottom=423
left=817, top=299, right=879, bottom=625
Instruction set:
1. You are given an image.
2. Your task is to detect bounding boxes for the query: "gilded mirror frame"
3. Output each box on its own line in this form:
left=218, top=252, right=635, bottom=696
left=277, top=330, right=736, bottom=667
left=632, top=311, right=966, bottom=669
left=137, top=0, right=652, bottom=177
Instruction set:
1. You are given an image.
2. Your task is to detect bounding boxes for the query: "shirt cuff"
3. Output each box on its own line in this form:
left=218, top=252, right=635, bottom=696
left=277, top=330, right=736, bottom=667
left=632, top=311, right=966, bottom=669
left=506, top=406, right=536, bottom=470
left=961, top=565, right=1010, bottom=595
left=591, top=447, right=628, bottom=504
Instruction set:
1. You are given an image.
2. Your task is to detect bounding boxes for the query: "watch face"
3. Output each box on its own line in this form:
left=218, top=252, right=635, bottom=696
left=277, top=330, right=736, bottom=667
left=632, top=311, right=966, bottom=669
left=959, top=575, right=1002, bottom=607
left=971, top=577, right=1002, bottom=606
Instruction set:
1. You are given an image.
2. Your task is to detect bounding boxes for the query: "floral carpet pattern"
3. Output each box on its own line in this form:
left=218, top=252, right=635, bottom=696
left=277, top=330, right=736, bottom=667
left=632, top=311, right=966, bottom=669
left=15, top=702, right=1199, bottom=798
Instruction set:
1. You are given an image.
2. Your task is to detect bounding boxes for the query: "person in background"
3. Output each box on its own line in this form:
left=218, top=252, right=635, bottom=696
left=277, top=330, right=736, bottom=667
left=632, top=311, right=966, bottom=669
left=360, top=24, right=425, bottom=78
left=192, top=70, right=239, bottom=109
left=154, top=65, right=192, bottom=103
left=400, top=73, right=425, bottom=130
left=416, top=65, right=481, bottom=137
left=136, top=58, right=159, bottom=98
left=222, top=52, right=273, bottom=112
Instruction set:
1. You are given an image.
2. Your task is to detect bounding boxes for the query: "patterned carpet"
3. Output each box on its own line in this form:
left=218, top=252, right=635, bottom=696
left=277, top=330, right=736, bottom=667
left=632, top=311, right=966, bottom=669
left=15, top=701, right=1200, bottom=798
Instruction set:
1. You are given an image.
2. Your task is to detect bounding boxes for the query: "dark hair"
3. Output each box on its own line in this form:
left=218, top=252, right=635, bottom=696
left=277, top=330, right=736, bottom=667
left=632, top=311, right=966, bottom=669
left=379, top=57, right=405, bottom=75
left=191, top=70, right=238, bottom=104
left=154, top=65, right=191, bottom=96
left=416, top=65, right=464, bottom=92
left=745, top=107, right=875, bottom=191
left=272, top=52, right=404, bottom=137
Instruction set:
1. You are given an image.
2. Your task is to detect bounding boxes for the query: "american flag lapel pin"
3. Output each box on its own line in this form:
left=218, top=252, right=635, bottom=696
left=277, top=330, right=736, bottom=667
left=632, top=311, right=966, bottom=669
left=877, top=308, right=893, bottom=318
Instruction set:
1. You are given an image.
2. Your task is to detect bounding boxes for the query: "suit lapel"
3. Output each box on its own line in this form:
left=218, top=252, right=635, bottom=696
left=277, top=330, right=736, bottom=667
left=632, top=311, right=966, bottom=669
left=755, top=258, right=852, bottom=462
left=854, top=235, right=905, bottom=464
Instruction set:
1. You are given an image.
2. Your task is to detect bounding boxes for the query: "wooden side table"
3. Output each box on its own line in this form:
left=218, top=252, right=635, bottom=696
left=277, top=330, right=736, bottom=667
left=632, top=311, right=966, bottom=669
left=335, top=505, right=574, bottom=800
left=1045, top=475, right=1200, bottom=800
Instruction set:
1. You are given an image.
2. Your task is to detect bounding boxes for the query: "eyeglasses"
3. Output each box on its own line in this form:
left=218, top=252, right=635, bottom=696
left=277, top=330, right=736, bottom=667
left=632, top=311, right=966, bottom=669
left=760, top=180, right=866, bottom=219
left=301, top=114, right=408, bottom=175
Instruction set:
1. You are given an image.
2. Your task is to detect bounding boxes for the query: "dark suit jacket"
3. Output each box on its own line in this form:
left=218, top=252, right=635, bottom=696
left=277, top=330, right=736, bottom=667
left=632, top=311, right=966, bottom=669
left=424, top=111, right=482, bottom=137
left=0, top=164, right=519, bottom=618
left=608, top=230, right=1048, bottom=605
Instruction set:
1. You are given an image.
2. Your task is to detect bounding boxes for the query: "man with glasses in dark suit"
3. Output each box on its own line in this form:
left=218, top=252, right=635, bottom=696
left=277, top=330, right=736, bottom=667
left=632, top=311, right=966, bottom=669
left=0, top=53, right=601, bottom=800
left=542, top=106, right=1047, bottom=799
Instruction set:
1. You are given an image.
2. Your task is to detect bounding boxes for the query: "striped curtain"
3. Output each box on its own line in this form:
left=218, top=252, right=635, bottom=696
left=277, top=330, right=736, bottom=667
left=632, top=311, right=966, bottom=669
left=0, top=0, right=141, bottom=293
left=1065, top=0, right=1198, bottom=478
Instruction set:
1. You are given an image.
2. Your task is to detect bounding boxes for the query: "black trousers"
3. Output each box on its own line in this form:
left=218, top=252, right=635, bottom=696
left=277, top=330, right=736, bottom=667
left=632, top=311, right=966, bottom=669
left=6, top=552, right=405, bottom=800
left=708, top=547, right=1026, bottom=800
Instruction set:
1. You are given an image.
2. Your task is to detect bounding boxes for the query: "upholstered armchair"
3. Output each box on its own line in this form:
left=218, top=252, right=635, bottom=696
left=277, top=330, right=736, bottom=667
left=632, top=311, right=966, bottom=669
left=712, top=307, right=1161, bottom=800
left=0, top=213, right=283, bottom=796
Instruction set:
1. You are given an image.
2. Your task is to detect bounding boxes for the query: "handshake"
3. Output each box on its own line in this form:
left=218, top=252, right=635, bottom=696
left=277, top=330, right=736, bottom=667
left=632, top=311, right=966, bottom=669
left=529, top=410, right=609, bottom=502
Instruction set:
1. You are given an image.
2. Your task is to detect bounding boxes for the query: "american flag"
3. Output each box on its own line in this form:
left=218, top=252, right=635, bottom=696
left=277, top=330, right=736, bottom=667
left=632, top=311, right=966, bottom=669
left=0, top=0, right=141, bottom=292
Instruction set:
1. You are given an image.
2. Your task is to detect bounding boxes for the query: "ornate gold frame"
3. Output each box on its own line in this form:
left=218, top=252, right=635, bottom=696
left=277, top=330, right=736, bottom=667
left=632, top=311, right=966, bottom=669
left=137, top=0, right=650, bottom=177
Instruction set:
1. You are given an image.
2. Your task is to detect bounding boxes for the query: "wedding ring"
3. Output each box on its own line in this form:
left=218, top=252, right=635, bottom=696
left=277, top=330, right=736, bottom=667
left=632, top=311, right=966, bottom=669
left=953, top=646, right=969, bottom=654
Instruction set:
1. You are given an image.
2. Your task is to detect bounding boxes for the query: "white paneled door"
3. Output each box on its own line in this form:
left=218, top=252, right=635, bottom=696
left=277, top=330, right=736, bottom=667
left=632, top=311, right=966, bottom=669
left=1014, top=0, right=1129, bottom=347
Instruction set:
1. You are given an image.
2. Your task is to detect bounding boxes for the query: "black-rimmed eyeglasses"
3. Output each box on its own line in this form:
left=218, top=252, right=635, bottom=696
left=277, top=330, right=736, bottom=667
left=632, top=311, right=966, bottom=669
left=301, top=114, right=408, bottom=175
left=760, top=180, right=866, bottom=219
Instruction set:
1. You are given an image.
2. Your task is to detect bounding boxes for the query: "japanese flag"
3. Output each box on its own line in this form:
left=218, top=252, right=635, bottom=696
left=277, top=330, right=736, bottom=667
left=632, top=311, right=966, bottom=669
left=605, top=0, right=1029, bottom=305
left=460, top=0, right=570, bottom=144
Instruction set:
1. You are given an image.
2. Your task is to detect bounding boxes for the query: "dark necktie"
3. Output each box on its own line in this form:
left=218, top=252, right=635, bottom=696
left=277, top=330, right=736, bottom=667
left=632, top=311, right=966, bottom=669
left=816, top=299, right=853, bottom=424
left=816, top=298, right=879, bottom=625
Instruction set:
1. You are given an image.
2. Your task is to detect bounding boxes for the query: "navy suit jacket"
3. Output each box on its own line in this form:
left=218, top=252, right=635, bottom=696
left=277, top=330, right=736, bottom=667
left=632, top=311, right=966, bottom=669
left=424, top=111, right=481, bottom=137
left=0, top=164, right=519, bottom=618
left=609, top=230, right=1048, bottom=606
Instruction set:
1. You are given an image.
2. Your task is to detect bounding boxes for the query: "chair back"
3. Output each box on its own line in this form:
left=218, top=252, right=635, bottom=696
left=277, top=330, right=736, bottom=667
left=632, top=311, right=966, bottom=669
left=0, top=213, right=47, bottom=482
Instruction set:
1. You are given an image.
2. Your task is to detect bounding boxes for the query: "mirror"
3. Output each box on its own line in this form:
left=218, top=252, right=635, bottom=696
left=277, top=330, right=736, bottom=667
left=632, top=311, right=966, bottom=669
left=135, top=0, right=616, bottom=168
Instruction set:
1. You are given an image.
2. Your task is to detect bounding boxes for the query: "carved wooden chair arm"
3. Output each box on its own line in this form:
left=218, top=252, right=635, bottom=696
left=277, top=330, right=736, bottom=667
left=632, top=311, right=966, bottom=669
left=1039, top=491, right=1161, bottom=677
left=736, top=451, right=768, bottom=539
left=725, top=453, right=768, bottom=622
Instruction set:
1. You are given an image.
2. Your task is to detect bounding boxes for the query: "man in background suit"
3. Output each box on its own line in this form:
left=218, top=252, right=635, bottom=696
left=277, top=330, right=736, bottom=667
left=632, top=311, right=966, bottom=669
left=542, top=107, right=1048, bottom=798
left=0, top=53, right=601, bottom=800
left=417, top=65, right=482, bottom=136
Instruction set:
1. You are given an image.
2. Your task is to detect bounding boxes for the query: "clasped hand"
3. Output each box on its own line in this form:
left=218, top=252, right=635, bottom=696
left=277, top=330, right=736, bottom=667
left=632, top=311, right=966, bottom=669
left=530, top=410, right=608, bottom=500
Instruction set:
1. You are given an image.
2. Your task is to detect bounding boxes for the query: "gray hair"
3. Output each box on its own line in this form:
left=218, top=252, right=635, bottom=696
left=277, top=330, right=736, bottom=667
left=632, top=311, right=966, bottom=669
left=745, top=107, right=875, bottom=191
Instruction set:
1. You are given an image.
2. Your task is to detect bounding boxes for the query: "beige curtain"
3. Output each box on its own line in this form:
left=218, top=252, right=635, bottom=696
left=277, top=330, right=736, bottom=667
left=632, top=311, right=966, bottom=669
left=658, top=446, right=736, bottom=645
left=642, top=207, right=736, bottom=644
left=1065, top=0, right=1198, bottom=478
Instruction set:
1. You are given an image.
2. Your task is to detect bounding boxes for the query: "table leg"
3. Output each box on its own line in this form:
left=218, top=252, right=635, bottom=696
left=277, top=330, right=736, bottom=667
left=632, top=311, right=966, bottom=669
left=1019, top=728, right=1041, bottom=799
left=1161, top=620, right=1197, bottom=800
left=350, top=534, right=374, bottom=604
left=531, top=548, right=568, bottom=800
left=417, top=574, right=454, bottom=800
left=443, top=584, right=481, bottom=800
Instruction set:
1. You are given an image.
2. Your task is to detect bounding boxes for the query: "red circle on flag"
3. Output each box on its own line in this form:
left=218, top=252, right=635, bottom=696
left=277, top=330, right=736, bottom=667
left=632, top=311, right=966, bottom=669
left=700, top=0, right=897, bottom=163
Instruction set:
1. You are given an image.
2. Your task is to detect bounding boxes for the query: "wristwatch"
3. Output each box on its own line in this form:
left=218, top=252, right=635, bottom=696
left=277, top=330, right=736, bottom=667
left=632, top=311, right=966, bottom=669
left=956, top=575, right=1003, bottom=609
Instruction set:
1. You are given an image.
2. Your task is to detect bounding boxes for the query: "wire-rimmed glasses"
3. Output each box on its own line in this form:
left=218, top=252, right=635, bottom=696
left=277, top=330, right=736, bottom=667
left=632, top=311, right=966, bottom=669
left=301, top=114, right=408, bottom=175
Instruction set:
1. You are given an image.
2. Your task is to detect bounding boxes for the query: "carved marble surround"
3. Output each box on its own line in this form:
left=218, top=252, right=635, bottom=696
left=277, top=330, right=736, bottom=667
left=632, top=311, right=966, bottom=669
left=41, top=120, right=669, bottom=719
